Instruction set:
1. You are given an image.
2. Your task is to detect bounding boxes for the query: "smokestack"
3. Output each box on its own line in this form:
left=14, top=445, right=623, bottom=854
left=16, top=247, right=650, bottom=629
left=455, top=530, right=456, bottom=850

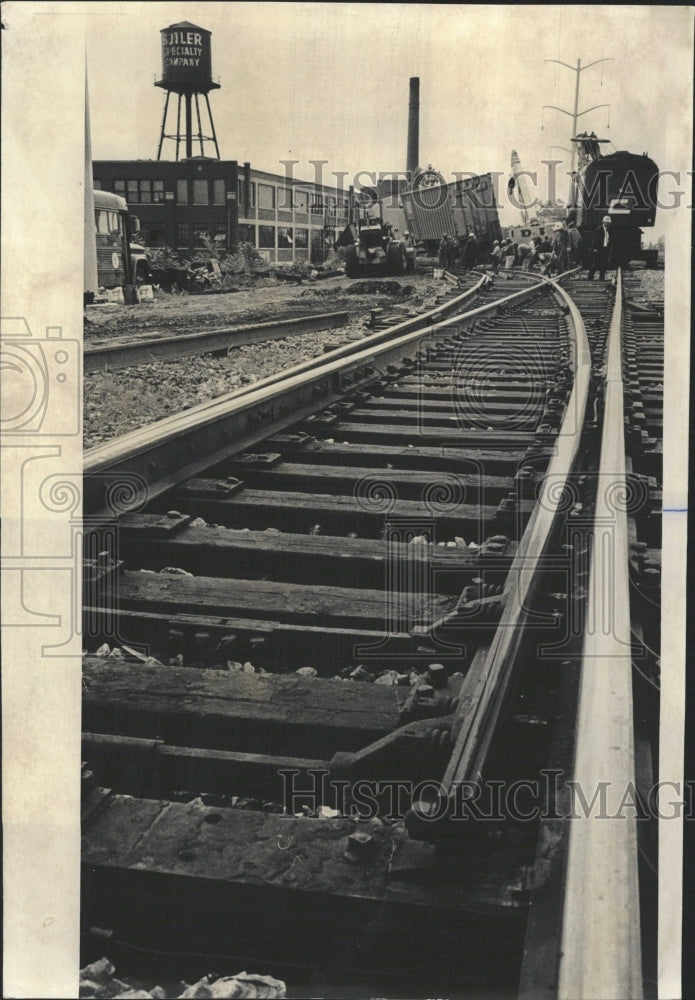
left=406, top=76, right=420, bottom=181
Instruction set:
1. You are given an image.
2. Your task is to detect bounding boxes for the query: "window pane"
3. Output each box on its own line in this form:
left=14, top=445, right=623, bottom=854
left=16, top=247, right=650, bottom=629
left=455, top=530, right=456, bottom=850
left=177, top=223, right=189, bottom=246
left=258, top=225, right=275, bottom=248
left=310, top=193, right=323, bottom=212
left=213, top=179, right=225, bottom=205
left=294, top=190, right=308, bottom=212
left=193, top=180, right=208, bottom=205
left=127, top=180, right=138, bottom=202
left=277, top=227, right=293, bottom=248
left=295, top=227, right=308, bottom=248
left=93, top=179, right=102, bottom=190
left=258, top=184, right=275, bottom=210
left=153, top=180, right=164, bottom=203
left=177, top=179, right=188, bottom=204
left=139, top=180, right=152, bottom=204
left=278, top=188, right=293, bottom=210
left=114, top=180, right=126, bottom=194
left=249, top=182, right=256, bottom=206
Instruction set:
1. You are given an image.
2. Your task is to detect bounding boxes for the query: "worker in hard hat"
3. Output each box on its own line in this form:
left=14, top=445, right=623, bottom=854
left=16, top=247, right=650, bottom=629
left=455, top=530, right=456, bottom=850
left=587, top=215, right=613, bottom=281
left=552, top=220, right=571, bottom=275
left=462, top=232, right=478, bottom=270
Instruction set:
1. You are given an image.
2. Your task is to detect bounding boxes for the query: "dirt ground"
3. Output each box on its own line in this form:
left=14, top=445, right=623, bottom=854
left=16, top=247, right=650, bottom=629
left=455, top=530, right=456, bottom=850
left=84, top=271, right=446, bottom=448
left=84, top=272, right=436, bottom=344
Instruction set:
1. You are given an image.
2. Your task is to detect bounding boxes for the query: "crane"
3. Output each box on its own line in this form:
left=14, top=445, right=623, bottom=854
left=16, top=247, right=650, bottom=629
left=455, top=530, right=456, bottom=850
left=509, top=149, right=535, bottom=225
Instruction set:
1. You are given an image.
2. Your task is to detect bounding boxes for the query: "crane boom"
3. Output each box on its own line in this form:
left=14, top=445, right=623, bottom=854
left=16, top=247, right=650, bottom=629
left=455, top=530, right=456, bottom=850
left=510, top=149, right=534, bottom=225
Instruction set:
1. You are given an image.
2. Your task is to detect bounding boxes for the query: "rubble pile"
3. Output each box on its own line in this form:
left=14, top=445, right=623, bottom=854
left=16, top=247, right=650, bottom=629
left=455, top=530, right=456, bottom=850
left=79, top=958, right=286, bottom=999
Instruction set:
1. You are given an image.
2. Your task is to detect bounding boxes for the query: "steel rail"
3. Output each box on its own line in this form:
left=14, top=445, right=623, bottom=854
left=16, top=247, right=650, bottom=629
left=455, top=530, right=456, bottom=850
left=84, top=274, right=551, bottom=518
left=408, top=271, right=591, bottom=826
left=86, top=274, right=489, bottom=445
left=558, top=268, right=643, bottom=999
left=84, top=311, right=351, bottom=374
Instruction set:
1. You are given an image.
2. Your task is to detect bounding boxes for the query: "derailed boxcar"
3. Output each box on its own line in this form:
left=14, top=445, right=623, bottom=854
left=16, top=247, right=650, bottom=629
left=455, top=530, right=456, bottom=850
left=396, top=174, right=503, bottom=257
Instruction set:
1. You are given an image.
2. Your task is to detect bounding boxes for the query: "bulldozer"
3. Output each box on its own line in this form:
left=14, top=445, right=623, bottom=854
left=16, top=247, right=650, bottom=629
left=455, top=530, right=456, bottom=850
left=344, top=209, right=416, bottom=277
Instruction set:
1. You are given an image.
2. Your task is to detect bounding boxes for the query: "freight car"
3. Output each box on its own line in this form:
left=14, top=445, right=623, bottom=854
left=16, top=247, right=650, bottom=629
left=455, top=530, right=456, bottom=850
left=377, top=172, right=503, bottom=259
left=568, top=135, right=659, bottom=265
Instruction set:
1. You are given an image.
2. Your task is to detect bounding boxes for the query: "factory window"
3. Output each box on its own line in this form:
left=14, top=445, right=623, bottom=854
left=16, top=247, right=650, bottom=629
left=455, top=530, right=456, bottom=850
left=238, top=180, right=256, bottom=209
left=114, top=180, right=126, bottom=196
left=93, top=179, right=102, bottom=190
left=278, top=187, right=293, bottom=211
left=193, top=179, right=209, bottom=205
left=213, top=180, right=226, bottom=205
left=310, top=194, right=323, bottom=213
left=294, top=190, right=308, bottom=213
left=139, top=180, right=152, bottom=204
left=153, top=180, right=165, bottom=203
left=177, top=223, right=190, bottom=247
left=237, top=224, right=256, bottom=245
left=277, top=227, right=293, bottom=248
left=177, top=179, right=188, bottom=205
left=127, top=180, right=138, bottom=201
left=212, top=224, right=227, bottom=244
left=295, top=227, right=308, bottom=248
left=258, top=184, right=275, bottom=210
left=258, top=225, right=275, bottom=248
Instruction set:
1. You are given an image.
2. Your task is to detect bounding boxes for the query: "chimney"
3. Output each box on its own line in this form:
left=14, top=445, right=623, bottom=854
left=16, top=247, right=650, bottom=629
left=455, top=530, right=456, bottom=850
left=406, top=77, right=420, bottom=181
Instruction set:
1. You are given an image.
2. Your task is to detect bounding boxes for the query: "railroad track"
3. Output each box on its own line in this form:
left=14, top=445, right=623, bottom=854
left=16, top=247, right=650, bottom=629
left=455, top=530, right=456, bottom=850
left=83, top=272, right=483, bottom=374
left=84, top=312, right=353, bottom=374
left=80, top=268, right=661, bottom=999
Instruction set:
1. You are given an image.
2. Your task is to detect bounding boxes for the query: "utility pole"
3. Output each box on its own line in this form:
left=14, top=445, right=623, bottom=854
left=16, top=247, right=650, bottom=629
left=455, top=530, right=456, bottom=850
left=543, top=58, right=612, bottom=174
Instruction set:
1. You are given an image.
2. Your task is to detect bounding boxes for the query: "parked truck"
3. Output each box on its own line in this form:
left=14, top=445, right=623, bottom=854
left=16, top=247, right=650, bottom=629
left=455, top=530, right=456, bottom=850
left=343, top=209, right=416, bottom=277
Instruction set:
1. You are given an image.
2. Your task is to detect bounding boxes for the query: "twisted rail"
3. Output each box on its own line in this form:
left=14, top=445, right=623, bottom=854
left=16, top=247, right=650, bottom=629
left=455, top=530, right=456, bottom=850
left=84, top=274, right=550, bottom=519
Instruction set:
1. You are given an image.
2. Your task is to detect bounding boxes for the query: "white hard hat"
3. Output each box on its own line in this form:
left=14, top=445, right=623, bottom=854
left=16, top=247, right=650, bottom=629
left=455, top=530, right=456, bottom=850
left=602, top=215, right=611, bottom=223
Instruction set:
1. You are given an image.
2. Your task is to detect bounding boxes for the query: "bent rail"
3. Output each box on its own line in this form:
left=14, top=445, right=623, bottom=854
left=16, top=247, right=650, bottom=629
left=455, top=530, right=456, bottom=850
left=408, top=273, right=592, bottom=827
left=84, top=275, right=548, bottom=518
left=558, top=269, right=643, bottom=999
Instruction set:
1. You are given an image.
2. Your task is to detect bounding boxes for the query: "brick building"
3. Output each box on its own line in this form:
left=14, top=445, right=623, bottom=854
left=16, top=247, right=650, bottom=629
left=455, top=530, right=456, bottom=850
left=93, top=158, right=352, bottom=265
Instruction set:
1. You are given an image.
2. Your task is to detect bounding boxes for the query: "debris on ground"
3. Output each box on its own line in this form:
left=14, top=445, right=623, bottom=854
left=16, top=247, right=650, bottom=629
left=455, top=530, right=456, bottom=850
left=79, top=958, right=287, bottom=999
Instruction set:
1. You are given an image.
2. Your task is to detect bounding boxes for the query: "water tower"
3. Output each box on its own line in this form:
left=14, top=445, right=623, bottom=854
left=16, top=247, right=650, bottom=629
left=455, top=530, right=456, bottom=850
left=155, top=21, right=220, bottom=159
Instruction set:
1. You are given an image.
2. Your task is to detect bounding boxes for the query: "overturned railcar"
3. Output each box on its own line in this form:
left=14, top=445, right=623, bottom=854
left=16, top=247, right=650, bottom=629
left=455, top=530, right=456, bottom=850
left=378, top=174, right=503, bottom=257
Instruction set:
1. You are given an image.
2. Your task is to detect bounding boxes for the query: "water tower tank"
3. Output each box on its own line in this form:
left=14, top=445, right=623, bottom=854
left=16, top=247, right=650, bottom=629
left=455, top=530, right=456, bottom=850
left=158, top=21, right=215, bottom=92
left=155, top=21, right=221, bottom=159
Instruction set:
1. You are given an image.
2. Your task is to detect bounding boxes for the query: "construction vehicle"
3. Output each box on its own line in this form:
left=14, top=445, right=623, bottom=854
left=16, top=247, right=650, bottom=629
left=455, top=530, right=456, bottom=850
left=343, top=208, right=416, bottom=277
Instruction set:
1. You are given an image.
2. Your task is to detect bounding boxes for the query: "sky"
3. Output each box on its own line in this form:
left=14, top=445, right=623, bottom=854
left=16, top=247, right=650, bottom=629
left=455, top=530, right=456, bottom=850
left=76, top=2, right=693, bottom=236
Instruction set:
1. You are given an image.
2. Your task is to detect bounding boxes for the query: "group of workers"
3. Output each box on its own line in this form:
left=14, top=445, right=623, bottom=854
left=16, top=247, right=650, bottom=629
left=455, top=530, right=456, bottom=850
left=438, top=232, right=479, bottom=270
left=486, top=215, right=617, bottom=281
left=419, top=214, right=618, bottom=282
